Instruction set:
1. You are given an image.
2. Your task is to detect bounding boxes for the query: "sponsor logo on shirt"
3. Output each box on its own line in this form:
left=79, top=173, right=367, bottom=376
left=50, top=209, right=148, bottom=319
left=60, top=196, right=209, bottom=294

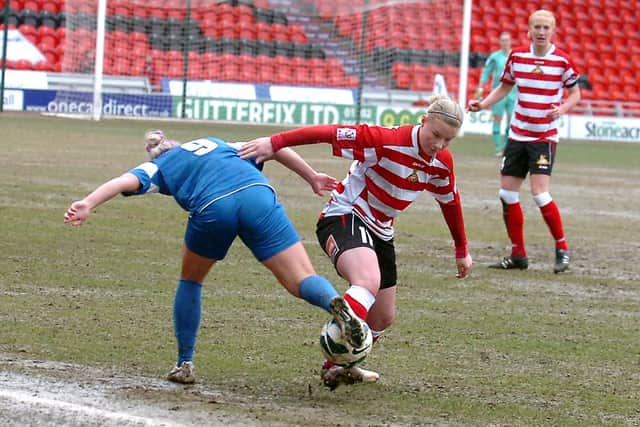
left=531, top=62, right=544, bottom=74
left=532, top=64, right=544, bottom=74
left=336, top=128, right=356, bottom=141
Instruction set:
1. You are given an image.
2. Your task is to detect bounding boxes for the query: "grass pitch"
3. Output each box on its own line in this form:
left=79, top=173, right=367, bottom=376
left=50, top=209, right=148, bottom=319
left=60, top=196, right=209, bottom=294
left=1, top=112, right=639, bottom=426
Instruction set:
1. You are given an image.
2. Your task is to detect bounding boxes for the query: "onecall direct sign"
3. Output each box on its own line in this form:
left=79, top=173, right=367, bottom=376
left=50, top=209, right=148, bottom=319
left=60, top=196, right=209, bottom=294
left=23, top=90, right=172, bottom=118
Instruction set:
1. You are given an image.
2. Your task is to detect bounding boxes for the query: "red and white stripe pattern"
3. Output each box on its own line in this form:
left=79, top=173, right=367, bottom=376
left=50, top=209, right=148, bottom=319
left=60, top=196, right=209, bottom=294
left=321, top=124, right=459, bottom=240
left=502, top=44, right=579, bottom=143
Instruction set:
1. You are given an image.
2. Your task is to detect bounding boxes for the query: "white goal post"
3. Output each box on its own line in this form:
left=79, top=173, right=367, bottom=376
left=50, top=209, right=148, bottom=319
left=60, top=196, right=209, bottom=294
left=52, top=0, right=473, bottom=122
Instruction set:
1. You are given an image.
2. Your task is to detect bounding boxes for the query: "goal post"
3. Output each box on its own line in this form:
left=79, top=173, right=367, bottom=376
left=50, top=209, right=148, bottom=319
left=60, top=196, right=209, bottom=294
left=51, top=0, right=472, bottom=123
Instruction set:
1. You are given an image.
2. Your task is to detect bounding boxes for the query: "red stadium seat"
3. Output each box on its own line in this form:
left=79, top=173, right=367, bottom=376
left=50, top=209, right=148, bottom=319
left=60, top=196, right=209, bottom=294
left=201, top=64, right=222, bottom=81
left=166, top=50, right=183, bottom=63
left=236, top=4, right=254, bottom=23
left=309, top=68, right=327, bottom=86
left=218, top=18, right=236, bottom=39
left=273, top=54, right=290, bottom=70
left=54, top=26, right=65, bottom=40
left=255, top=22, right=272, bottom=42
left=236, top=21, right=256, bottom=40
left=256, top=67, right=275, bottom=84
left=288, top=25, right=307, bottom=44
left=14, top=59, right=34, bottom=70
left=271, top=23, right=289, bottom=42
left=22, top=0, right=40, bottom=12
left=410, top=75, right=431, bottom=91
left=217, top=2, right=235, bottom=19
left=40, top=1, right=59, bottom=14
left=187, top=64, right=203, bottom=80
left=623, top=89, right=640, bottom=103
left=221, top=53, right=239, bottom=68
left=292, top=67, right=309, bottom=85
left=166, top=62, right=185, bottom=78
left=621, top=74, right=637, bottom=88
left=18, top=23, right=38, bottom=38
left=394, top=70, right=410, bottom=89
left=34, top=60, right=56, bottom=71
left=41, top=47, right=57, bottom=64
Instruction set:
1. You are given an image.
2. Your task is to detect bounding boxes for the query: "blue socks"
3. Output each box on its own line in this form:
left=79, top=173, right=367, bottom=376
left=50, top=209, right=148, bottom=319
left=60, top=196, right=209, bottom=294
left=172, top=275, right=337, bottom=365
left=298, top=275, right=339, bottom=313
left=174, top=279, right=202, bottom=366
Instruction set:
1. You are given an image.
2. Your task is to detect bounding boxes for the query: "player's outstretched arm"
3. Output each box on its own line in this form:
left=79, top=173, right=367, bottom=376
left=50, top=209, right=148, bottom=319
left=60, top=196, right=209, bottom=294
left=468, top=82, right=513, bottom=112
left=238, top=136, right=274, bottom=163
left=64, top=173, right=140, bottom=226
left=240, top=126, right=335, bottom=163
left=272, top=148, right=337, bottom=197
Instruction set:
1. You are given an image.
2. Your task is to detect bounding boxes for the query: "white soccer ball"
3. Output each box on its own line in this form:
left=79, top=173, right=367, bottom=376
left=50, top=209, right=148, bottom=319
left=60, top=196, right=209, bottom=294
left=319, top=319, right=373, bottom=367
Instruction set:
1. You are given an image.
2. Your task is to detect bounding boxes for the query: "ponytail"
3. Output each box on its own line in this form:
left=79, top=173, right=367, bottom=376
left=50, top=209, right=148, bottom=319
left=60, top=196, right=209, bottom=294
left=144, top=130, right=180, bottom=159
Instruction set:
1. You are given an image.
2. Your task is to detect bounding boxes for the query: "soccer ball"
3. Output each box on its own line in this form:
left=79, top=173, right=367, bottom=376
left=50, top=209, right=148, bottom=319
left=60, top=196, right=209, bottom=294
left=319, top=319, right=373, bottom=367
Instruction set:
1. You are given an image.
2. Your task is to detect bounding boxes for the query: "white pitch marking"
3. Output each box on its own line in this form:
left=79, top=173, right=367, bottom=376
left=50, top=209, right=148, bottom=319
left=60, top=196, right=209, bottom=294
left=0, top=389, right=176, bottom=426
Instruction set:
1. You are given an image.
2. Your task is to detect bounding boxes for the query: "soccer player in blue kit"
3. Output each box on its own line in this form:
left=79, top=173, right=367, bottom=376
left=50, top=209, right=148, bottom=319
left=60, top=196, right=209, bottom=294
left=64, top=130, right=368, bottom=384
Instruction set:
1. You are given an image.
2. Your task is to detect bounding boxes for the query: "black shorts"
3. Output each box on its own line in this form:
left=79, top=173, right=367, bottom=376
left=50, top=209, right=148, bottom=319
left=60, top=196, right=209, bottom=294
left=501, top=139, right=557, bottom=178
left=316, top=214, right=397, bottom=289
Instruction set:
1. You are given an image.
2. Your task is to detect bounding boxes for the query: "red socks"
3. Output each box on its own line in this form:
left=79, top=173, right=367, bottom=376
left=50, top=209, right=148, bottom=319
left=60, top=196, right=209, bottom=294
left=539, top=200, right=568, bottom=250
left=503, top=201, right=526, bottom=257
left=344, top=293, right=368, bottom=321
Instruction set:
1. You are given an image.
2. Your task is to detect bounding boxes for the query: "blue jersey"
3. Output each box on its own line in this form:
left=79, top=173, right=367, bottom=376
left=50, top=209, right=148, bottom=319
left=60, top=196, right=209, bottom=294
left=124, top=137, right=269, bottom=214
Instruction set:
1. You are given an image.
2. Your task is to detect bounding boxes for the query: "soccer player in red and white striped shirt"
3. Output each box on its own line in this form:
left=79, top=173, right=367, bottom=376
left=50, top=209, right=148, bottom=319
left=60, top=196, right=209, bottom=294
left=468, top=9, right=581, bottom=274
left=241, top=95, right=473, bottom=387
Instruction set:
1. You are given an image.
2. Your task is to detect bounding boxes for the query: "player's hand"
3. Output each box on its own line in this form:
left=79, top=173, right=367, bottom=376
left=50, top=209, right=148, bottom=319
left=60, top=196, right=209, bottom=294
left=467, top=99, right=482, bottom=112
left=310, top=173, right=338, bottom=196
left=546, top=103, right=562, bottom=120
left=239, top=137, right=274, bottom=163
left=63, top=200, right=91, bottom=226
left=455, top=253, right=473, bottom=279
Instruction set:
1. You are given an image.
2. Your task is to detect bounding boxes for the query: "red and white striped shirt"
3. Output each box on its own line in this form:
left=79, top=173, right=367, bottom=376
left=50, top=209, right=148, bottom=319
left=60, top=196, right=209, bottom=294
left=501, top=44, right=579, bottom=143
left=271, top=124, right=468, bottom=257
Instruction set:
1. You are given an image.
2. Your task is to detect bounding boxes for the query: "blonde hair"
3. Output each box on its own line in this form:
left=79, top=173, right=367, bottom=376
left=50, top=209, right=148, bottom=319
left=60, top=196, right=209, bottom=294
left=144, top=129, right=180, bottom=159
left=426, top=94, right=464, bottom=129
left=529, top=9, right=555, bottom=28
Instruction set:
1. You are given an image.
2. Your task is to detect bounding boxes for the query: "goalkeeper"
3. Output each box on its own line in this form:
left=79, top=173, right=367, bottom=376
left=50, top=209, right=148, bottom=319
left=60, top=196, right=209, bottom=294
left=475, top=31, right=517, bottom=156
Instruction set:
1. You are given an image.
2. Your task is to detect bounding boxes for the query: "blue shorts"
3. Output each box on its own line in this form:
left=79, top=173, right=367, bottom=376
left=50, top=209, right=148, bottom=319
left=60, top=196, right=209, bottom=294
left=184, top=184, right=300, bottom=261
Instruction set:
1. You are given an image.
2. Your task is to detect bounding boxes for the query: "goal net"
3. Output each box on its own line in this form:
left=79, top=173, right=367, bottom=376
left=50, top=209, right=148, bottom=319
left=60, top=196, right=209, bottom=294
left=51, top=0, right=470, bottom=123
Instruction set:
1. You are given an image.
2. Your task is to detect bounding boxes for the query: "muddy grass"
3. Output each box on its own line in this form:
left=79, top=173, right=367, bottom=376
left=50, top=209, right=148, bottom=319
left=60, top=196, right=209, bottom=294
left=0, top=355, right=268, bottom=427
left=2, top=114, right=640, bottom=426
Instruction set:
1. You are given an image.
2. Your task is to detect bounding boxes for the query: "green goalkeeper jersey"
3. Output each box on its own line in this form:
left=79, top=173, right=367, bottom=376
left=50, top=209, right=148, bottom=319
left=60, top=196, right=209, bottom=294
left=480, top=50, right=517, bottom=100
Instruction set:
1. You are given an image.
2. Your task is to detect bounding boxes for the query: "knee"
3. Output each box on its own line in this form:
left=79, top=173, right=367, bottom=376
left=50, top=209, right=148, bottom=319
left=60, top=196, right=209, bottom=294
left=345, top=272, right=381, bottom=296
left=368, top=309, right=395, bottom=331
left=499, top=189, right=519, bottom=204
left=532, top=191, right=552, bottom=207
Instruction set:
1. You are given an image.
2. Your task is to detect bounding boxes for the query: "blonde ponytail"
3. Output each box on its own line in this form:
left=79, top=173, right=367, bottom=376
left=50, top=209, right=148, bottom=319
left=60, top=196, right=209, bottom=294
left=426, top=94, right=464, bottom=129
left=144, top=129, right=179, bottom=159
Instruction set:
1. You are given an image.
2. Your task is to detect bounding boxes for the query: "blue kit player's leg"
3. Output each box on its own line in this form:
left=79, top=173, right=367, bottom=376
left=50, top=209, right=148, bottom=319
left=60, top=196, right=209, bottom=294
left=236, top=185, right=341, bottom=312
left=168, top=201, right=238, bottom=384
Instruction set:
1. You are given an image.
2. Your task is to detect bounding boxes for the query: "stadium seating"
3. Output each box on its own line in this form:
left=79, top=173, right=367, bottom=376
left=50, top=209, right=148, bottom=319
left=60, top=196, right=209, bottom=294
left=0, top=0, right=639, bottom=111
left=468, top=0, right=640, bottom=105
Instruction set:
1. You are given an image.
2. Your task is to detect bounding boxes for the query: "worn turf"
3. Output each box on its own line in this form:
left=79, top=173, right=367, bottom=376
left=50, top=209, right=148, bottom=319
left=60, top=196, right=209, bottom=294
left=1, top=112, right=639, bottom=426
